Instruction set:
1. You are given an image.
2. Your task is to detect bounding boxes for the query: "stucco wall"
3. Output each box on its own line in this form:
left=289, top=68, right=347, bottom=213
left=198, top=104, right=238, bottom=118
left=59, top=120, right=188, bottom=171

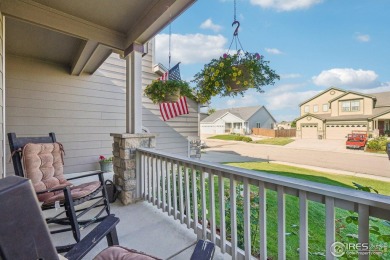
left=331, top=93, right=373, bottom=116
left=300, top=89, right=344, bottom=116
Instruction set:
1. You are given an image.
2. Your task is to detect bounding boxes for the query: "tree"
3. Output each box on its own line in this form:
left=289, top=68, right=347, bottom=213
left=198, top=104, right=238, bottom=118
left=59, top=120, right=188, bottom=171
left=291, top=120, right=297, bottom=128
left=207, top=107, right=216, bottom=115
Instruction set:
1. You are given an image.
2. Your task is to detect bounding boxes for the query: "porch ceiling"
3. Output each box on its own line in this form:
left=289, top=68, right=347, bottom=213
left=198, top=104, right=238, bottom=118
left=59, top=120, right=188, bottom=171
left=6, top=18, right=82, bottom=66
left=1, top=0, right=196, bottom=75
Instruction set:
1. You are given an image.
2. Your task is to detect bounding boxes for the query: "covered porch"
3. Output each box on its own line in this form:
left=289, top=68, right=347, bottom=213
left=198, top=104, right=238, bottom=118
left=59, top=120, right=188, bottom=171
left=53, top=148, right=390, bottom=259
left=372, top=117, right=390, bottom=136
left=1, top=1, right=390, bottom=260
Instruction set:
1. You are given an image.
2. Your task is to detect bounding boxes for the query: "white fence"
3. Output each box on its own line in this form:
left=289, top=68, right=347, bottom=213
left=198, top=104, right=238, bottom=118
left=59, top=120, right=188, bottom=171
left=137, top=147, right=390, bottom=260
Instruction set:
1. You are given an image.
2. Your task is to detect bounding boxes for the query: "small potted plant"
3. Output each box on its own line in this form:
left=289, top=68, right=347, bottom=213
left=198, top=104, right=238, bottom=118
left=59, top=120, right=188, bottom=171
left=144, top=79, right=195, bottom=104
left=99, top=155, right=113, bottom=172
left=192, top=51, right=280, bottom=103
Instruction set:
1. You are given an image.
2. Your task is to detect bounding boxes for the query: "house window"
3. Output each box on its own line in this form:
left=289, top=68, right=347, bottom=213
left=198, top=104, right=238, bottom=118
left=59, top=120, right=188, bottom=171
left=304, top=105, right=309, bottom=113
left=351, top=100, right=360, bottom=111
left=256, top=123, right=261, bottom=128
left=341, top=100, right=360, bottom=112
left=313, top=105, right=319, bottom=113
left=342, top=101, right=350, bottom=112
left=323, top=104, right=328, bottom=112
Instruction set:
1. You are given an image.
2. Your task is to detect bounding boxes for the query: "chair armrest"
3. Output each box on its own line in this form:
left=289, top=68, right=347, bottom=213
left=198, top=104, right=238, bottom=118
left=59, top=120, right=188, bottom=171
left=66, top=171, right=104, bottom=181
left=64, top=215, right=120, bottom=260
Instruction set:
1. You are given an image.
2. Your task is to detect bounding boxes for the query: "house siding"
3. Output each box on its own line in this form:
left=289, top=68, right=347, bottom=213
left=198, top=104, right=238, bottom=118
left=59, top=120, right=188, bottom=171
left=0, top=13, right=4, bottom=177
left=247, top=108, right=275, bottom=129
left=5, top=41, right=198, bottom=175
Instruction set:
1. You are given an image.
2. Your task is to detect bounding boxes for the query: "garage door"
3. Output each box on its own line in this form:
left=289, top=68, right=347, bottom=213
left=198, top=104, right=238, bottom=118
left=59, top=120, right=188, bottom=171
left=325, top=124, right=367, bottom=139
left=301, top=124, right=318, bottom=138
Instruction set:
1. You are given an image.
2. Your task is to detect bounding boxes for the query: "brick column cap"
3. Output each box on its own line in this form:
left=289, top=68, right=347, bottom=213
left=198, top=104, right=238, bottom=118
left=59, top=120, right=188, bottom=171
left=110, top=133, right=156, bottom=138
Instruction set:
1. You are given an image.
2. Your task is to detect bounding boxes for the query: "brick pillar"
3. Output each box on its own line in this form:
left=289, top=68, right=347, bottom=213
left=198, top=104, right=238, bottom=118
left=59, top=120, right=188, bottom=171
left=111, top=133, right=156, bottom=205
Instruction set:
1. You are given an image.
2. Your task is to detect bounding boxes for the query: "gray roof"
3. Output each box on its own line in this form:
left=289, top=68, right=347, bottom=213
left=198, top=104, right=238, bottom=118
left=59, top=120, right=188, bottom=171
left=201, top=106, right=264, bottom=123
left=371, top=91, right=390, bottom=107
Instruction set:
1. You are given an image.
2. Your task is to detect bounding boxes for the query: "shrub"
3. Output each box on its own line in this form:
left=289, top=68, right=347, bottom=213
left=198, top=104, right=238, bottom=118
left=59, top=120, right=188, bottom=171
left=242, top=137, right=252, bottom=142
left=234, top=135, right=244, bottom=141
left=366, top=136, right=388, bottom=151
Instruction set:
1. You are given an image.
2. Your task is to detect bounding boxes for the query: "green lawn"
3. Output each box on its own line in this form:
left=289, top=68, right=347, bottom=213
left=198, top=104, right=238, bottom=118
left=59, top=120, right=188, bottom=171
left=207, top=134, right=239, bottom=140
left=185, top=162, right=390, bottom=259
left=219, top=162, right=390, bottom=258
left=253, top=137, right=294, bottom=146
left=227, top=162, right=390, bottom=195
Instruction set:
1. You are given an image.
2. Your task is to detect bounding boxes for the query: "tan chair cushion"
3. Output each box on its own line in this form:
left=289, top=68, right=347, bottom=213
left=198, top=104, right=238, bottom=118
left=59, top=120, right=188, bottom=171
left=43, top=181, right=101, bottom=205
left=94, top=246, right=161, bottom=260
left=22, top=143, right=101, bottom=205
left=23, top=143, right=69, bottom=194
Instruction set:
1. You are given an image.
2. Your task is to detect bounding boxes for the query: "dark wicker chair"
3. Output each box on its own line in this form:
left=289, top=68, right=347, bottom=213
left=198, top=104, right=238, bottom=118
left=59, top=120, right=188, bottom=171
left=8, top=132, right=111, bottom=253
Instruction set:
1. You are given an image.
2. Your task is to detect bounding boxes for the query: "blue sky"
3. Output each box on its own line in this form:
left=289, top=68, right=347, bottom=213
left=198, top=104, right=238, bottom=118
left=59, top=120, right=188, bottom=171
left=155, top=0, right=390, bottom=122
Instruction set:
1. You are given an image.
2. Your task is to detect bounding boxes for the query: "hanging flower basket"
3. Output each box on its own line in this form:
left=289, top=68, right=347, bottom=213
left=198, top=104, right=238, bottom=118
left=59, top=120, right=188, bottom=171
left=223, top=64, right=251, bottom=92
left=144, top=79, right=195, bottom=104
left=163, top=89, right=181, bottom=102
left=192, top=52, right=280, bottom=104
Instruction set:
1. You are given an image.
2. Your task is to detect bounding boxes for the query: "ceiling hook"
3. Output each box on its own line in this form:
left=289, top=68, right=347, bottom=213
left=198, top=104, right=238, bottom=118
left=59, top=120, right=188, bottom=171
left=232, top=20, right=240, bottom=36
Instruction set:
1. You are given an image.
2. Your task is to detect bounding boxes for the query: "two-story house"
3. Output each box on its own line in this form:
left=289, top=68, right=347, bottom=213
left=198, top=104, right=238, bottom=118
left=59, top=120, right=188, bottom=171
left=296, top=87, right=390, bottom=139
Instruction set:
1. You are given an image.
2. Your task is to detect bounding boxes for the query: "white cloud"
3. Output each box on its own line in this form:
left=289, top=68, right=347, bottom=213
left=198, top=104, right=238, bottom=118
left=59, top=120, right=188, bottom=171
left=224, top=94, right=258, bottom=108
left=281, top=73, right=302, bottom=79
left=356, top=33, right=370, bottom=42
left=353, top=82, right=390, bottom=94
left=312, top=68, right=378, bottom=88
left=264, top=84, right=317, bottom=110
left=250, top=0, right=323, bottom=11
left=266, top=89, right=319, bottom=110
left=200, top=19, right=223, bottom=32
left=155, top=33, right=227, bottom=66
left=265, top=48, right=283, bottom=55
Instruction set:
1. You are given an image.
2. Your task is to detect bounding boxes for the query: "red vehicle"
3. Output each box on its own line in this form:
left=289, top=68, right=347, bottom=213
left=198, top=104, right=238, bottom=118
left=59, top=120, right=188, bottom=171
left=346, top=131, right=368, bottom=149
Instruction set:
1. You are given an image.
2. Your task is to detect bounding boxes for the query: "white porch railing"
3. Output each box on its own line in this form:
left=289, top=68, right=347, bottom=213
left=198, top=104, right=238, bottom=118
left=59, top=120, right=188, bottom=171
left=137, top=147, right=390, bottom=260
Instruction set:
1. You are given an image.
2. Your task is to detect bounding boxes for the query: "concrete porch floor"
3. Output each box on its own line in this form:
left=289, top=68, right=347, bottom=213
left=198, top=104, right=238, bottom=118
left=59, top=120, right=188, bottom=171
left=52, top=200, right=229, bottom=259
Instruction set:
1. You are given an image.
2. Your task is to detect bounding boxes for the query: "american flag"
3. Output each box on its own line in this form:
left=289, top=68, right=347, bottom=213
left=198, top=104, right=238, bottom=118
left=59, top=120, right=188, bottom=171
left=158, top=63, right=189, bottom=121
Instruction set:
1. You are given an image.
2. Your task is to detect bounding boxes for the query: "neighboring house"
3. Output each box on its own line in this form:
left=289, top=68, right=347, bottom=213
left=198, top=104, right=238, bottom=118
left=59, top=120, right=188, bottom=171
left=1, top=0, right=197, bottom=175
left=296, top=87, right=390, bottom=139
left=200, top=106, right=276, bottom=135
left=275, top=121, right=293, bottom=130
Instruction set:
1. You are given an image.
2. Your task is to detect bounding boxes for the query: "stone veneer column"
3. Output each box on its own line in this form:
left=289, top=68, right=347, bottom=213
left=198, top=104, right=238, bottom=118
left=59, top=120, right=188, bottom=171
left=111, top=133, right=156, bottom=205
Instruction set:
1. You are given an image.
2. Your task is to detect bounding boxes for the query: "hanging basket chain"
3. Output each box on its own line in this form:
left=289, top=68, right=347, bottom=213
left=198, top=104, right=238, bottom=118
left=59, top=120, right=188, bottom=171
left=228, top=0, right=244, bottom=54
left=234, top=0, right=237, bottom=22
left=168, top=21, right=172, bottom=71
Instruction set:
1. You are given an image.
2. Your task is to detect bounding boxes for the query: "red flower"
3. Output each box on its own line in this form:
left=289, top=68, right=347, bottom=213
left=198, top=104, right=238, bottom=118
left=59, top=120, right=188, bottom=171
left=99, top=155, right=105, bottom=161
left=223, top=53, right=228, bottom=59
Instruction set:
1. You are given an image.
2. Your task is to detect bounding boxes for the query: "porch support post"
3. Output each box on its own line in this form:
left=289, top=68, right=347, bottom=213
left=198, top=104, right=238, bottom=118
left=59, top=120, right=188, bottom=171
left=125, top=43, right=143, bottom=134
left=110, top=43, right=155, bottom=205
left=111, top=133, right=156, bottom=205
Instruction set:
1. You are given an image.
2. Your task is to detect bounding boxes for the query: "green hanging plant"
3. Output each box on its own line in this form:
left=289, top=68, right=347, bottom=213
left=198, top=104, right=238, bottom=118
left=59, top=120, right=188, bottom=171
left=144, top=79, right=195, bottom=104
left=192, top=51, right=280, bottom=104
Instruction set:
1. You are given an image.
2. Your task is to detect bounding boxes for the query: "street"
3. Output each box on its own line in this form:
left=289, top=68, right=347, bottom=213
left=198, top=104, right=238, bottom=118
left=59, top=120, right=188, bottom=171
left=202, top=139, right=390, bottom=178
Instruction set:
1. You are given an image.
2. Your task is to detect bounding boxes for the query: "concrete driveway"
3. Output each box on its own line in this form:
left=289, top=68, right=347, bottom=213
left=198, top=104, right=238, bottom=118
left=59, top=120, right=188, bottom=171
left=284, top=138, right=349, bottom=152
left=201, top=139, right=390, bottom=178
